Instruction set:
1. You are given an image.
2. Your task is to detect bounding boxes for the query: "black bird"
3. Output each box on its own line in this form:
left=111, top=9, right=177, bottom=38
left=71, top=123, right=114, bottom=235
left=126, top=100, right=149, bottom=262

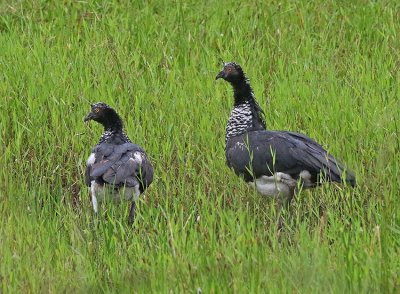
left=216, top=62, right=355, bottom=207
left=84, top=102, right=153, bottom=225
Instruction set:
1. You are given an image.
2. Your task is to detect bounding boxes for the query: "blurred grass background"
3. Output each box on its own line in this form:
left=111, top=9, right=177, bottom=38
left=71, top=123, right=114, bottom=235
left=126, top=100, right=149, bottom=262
left=0, top=0, right=399, bottom=292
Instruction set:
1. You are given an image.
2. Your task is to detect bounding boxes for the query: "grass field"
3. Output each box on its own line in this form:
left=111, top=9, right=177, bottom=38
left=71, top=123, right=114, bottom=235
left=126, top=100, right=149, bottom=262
left=0, top=0, right=399, bottom=292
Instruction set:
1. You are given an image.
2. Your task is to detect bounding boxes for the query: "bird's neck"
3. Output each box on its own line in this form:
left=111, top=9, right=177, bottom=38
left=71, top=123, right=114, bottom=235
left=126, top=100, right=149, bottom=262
left=101, top=112, right=124, bottom=133
left=99, top=119, right=131, bottom=144
left=103, top=121, right=123, bottom=133
left=225, top=79, right=267, bottom=141
left=232, top=78, right=254, bottom=106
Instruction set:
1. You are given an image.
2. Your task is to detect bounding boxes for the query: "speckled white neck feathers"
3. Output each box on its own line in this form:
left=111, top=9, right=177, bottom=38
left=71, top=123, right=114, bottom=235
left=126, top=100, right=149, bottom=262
left=226, top=101, right=254, bottom=141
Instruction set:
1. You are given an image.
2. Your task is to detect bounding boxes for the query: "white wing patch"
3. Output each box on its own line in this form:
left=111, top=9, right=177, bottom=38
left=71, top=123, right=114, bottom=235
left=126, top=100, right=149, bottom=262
left=235, top=141, right=246, bottom=150
left=133, top=151, right=143, bottom=164
left=87, top=153, right=96, bottom=165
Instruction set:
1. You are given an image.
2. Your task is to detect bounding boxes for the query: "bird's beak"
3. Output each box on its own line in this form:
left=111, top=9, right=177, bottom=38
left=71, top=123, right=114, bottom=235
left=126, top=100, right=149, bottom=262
left=215, top=70, right=225, bottom=80
left=84, top=111, right=94, bottom=122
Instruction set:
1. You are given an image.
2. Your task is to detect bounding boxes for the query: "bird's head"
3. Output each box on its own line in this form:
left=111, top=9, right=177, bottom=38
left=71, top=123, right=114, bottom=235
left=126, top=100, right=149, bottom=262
left=215, top=62, right=245, bottom=84
left=84, top=102, right=122, bottom=130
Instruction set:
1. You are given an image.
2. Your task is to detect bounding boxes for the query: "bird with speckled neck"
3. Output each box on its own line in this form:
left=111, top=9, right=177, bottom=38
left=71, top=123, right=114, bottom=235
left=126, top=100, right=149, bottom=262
left=216, top=62, right=355, bottom=224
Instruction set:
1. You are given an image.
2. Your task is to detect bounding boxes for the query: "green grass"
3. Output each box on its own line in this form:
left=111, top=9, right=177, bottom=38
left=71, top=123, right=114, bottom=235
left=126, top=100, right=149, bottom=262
left=0, top=0, right=399, bottom=292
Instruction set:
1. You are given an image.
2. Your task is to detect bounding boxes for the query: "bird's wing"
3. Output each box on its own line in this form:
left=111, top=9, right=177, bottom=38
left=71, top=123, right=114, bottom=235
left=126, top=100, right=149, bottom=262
left=86, top=143, right=154, bottom=189
left=280, top=131, right=355, bottom=184
left=226, top=130, right=355, bottom=185
left=226, top=131, right=300, bottom=180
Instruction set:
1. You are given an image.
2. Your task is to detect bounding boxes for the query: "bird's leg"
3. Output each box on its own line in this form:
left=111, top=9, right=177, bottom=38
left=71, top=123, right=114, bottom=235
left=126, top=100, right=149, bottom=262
left=272, top=173, right=296, bottom=230
left=276, top=197, right=288, bottom=231
left=276, top=190, right=295, bottom=231
left=91, top=195, right=99, bottom=213
left=128, top=201, right=136, bottom=226
left=89, top=183, right=101, bottom=230
left=128, top=185, right=141, bottom=226
left=318, top=201, right=327, bottom=237
left=90, top=181, right=99, bottom=213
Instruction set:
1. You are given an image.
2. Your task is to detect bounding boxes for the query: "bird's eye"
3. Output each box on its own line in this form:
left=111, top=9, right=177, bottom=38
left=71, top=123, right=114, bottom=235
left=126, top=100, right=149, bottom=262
left=94, top=108, right=100, bottom=113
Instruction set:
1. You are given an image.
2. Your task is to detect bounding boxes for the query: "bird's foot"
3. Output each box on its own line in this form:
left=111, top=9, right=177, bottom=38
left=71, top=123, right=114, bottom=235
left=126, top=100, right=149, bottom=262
left=128, top=201, right=136, bottom=226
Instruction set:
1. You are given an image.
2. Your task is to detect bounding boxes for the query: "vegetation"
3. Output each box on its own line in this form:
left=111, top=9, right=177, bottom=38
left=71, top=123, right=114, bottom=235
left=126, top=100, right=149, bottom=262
left=0, top=0, right=399, bottom=292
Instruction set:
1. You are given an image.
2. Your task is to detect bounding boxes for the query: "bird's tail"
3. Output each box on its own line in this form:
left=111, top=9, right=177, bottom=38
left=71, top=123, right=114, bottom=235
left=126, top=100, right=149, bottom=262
left=324, top=154, right=356, bottom=187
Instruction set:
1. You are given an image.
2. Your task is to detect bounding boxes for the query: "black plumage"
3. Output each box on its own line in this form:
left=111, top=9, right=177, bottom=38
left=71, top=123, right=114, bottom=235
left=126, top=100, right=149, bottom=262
left=216, top=62, right=355, bottom=204
left=84, top=102, right=153, bottom=224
